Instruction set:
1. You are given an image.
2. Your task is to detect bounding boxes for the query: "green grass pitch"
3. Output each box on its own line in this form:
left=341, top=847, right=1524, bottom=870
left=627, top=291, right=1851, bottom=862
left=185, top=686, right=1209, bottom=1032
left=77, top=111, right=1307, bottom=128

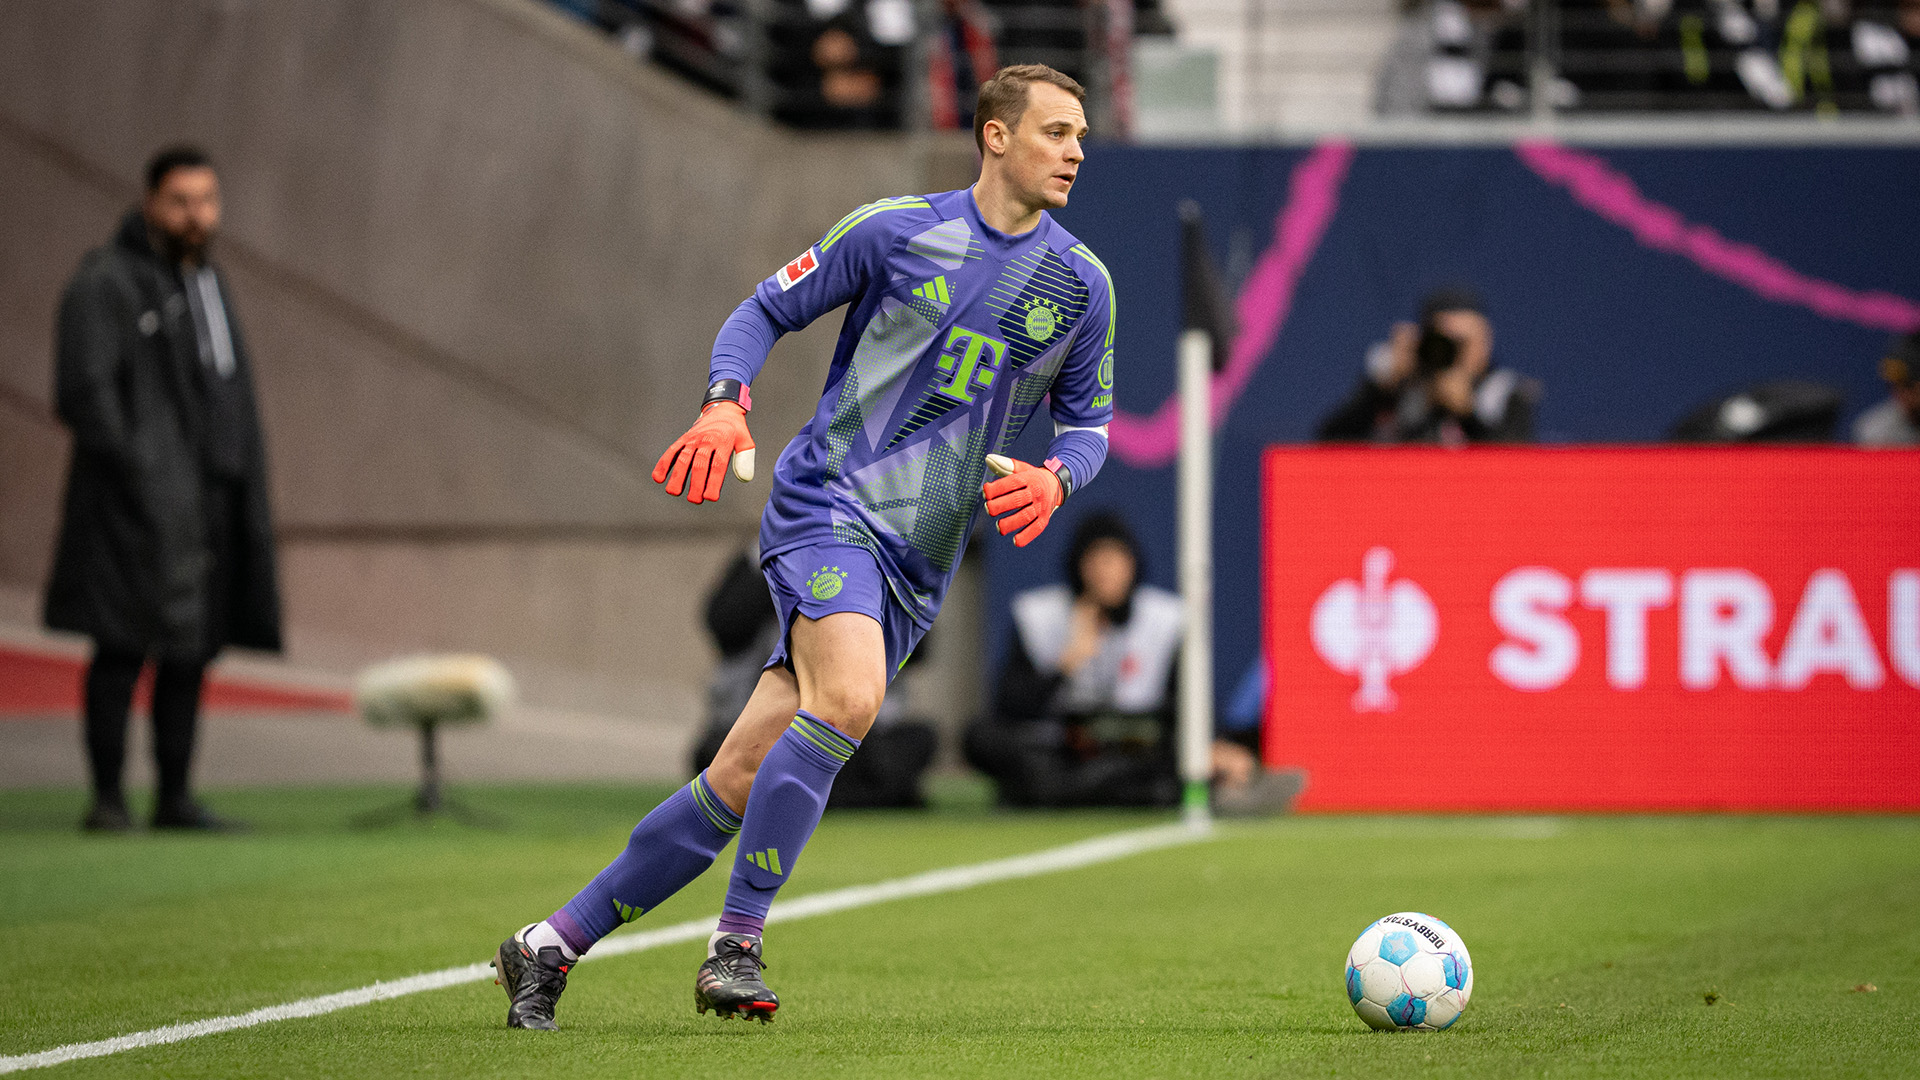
left=1, top=783, right=1916, bottom=1078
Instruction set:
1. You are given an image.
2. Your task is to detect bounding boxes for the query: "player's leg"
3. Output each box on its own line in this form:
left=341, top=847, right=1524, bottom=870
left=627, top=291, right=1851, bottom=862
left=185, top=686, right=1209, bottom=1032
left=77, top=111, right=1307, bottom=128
left=696, top=611, right=891, bottom=1021
left=723, top=612, right=886, bottom=927
left=490, top=667, right=798, bottom=1030
left=702, top=663, right=813, bottom=814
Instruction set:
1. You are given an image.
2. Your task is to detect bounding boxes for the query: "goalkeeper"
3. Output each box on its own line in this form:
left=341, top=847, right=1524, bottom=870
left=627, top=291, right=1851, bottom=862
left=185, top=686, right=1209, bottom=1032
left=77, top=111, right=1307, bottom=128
left=492, top=63, right=1115, bottom=1029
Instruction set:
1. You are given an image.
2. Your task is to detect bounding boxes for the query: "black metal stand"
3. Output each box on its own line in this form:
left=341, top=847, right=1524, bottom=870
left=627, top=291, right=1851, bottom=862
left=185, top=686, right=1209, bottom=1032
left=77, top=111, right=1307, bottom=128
left=352, top=720, right=505, bottom=829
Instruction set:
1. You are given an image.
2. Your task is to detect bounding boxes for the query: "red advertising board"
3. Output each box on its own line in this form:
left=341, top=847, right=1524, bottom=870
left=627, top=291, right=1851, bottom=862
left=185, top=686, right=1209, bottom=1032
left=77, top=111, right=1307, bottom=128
left=1261, top=447, right=1920, bottom=811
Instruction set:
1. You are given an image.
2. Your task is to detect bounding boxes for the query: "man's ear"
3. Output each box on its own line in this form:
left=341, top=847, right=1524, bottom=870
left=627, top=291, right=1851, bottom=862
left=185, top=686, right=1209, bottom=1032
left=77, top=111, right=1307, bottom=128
left=982, top=118, right=1008, bottom=157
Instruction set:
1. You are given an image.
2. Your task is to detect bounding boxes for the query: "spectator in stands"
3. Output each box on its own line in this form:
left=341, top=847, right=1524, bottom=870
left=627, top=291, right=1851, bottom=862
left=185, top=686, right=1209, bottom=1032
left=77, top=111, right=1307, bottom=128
left=691, top=544, right=937, bottom=808
left=965, top=512, right=1303, bottom=814
left=1376, top=0, right=1535, bottom=114
left=1854, top=331, right=1920, bottom=446
left=771, top=0, right=909, bottom=128
left=1853, top=0, right=1920, bottom=113
left=1317, top=287, right=1540, bottom=445
left=45, top=146, right=282, bottom=833
left=927, top=0, right=1001, bottom=130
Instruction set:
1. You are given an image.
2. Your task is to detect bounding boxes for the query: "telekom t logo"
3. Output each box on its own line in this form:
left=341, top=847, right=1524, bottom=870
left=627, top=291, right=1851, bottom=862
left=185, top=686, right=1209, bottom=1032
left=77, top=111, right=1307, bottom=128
left=1311, top=548, right=1438, bottom=713
left=932, top=327, right=1006, bottom=405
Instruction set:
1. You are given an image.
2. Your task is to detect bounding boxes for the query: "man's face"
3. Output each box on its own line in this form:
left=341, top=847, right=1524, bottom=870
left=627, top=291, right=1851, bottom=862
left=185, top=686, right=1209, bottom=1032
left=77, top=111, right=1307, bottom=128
left=143, top=166, right=221, bottom=261
left=990, top=82, right=1087, bottom=212
left=1429, top=308, right=1494, bottom=378
left=1080, top=540, right=1137, bottom=610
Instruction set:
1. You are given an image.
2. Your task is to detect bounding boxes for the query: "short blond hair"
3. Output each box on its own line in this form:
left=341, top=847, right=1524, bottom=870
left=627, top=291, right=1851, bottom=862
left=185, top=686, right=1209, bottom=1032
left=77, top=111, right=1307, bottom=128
left=974, top=65, right=1086, bottom=155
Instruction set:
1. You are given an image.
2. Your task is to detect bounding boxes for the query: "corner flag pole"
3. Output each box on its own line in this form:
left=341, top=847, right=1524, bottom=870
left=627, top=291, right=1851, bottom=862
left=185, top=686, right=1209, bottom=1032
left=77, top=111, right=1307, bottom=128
left=1177, top=323, right=1213, bottom=828
left=1176, top=201, right=1235, bottom=830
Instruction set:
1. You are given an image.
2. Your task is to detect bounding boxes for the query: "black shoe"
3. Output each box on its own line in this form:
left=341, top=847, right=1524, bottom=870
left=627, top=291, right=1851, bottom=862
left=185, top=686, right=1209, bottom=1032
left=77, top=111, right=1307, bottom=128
left=695, top=933, right=778, bottom=1022
left=152, top=799, right=248, bottom=832
left=492, top=924, right=570, bottom=1030
left=81, top=801, right=133, bottom=833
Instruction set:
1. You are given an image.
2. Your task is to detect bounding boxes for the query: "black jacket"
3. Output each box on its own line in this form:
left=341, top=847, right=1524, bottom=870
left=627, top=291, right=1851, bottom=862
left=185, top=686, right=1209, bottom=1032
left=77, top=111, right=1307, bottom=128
left=43, top=210, right=283, bottom=658
left=1316, top=367, right=1538, bottom=444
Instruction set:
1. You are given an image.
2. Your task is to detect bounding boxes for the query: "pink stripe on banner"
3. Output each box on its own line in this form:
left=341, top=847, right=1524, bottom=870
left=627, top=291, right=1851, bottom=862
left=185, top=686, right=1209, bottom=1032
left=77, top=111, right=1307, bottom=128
left=1515, top=140, right=1920, bottom=334
left=1108, top=141, right=1356, bottom=468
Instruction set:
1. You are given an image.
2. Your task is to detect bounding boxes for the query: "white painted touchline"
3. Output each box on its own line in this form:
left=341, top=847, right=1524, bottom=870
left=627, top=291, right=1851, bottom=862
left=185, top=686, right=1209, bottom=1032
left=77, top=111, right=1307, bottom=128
left=0, top=820, right=1212, bottom=1074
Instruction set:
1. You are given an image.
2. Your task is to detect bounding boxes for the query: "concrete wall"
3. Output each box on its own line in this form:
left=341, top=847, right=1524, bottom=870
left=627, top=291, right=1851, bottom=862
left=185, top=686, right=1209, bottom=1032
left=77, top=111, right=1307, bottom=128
left=0, top=0, right=981, bottom=734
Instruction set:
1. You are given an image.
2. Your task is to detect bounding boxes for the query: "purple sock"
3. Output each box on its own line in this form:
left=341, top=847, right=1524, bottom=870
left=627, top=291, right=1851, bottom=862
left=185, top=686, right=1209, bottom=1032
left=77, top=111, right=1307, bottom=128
left=548, top=771, right=742, bottom=955
left=716, top=712, right=859, bottom=937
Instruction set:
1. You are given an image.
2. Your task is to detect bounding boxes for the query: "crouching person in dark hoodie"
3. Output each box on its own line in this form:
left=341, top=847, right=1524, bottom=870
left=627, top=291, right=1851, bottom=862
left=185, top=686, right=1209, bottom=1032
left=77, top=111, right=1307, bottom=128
left=965, top=513, right=1183, bottom=807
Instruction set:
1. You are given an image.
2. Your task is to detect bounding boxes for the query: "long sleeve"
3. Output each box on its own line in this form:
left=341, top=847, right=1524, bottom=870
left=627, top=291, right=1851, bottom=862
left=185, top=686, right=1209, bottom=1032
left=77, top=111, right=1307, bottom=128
left=707, top=201, right=905, bottom=386
left=1047, top=246, right=1117, bottom=494
left=53, top=258, right=137, bottom=466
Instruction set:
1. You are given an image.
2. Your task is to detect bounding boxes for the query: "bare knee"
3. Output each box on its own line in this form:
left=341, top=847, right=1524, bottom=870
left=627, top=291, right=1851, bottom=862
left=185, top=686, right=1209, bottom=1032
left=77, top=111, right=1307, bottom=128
left=800, top=678, right=884, bottom=738
left=788, top=611, right=887, bottom=738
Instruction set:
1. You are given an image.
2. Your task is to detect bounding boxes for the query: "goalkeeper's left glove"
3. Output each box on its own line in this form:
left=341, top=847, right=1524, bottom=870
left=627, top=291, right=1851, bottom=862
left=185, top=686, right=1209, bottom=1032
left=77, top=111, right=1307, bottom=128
left=982, top=453, right=1066, bottom=548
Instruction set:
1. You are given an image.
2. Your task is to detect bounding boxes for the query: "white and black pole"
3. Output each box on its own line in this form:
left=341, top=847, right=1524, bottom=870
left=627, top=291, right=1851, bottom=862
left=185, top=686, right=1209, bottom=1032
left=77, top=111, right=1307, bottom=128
left=1176, top=201, right=1236, bottom=831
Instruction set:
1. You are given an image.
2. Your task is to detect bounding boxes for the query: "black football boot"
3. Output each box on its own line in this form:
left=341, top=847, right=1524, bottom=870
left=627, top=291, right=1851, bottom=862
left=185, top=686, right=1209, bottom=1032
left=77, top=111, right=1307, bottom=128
left=694, top=933, right=779, bottom=1022
left=491, top=924, right=571, bottom=1030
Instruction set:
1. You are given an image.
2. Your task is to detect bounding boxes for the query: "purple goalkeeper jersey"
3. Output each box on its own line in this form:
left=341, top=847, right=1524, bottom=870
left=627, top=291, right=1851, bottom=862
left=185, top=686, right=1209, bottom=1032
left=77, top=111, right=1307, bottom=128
left=707, top=187, right=1116, bottom=627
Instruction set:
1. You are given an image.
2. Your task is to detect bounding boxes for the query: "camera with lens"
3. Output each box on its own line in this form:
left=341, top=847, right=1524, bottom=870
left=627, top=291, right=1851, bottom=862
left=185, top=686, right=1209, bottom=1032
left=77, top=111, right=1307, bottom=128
left=1413, top=324, right=1461, bottom=376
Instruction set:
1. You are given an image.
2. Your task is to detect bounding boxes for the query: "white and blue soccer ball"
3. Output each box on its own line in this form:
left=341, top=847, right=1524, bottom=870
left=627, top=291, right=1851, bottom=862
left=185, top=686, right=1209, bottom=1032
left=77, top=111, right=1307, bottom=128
left=1344, top=912, right=1473, bottom=1031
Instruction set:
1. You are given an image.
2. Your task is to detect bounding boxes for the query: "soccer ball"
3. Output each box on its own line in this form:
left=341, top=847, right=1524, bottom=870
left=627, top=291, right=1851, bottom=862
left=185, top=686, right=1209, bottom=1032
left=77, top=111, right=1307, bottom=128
left=1344, top=912, right=1473, bottom=1030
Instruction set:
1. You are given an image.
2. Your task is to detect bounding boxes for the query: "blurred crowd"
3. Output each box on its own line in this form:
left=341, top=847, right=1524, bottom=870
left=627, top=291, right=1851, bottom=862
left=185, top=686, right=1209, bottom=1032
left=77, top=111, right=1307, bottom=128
left=1380, top=0, right=1920, bottom=115
left=553, top=0, right=1920, bottom=127
left=550, top=0, right=1172, bottom=130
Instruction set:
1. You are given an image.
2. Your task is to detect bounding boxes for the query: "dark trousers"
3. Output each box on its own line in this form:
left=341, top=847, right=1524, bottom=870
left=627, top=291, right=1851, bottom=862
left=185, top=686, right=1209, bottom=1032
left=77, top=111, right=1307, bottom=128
left=83, top=478, right=238, bottom=809
left=83, top=649, right=209, bottom=809
left=963, top=718, right=1179, bottom=809
left=826, top=722, right=937, bottom=810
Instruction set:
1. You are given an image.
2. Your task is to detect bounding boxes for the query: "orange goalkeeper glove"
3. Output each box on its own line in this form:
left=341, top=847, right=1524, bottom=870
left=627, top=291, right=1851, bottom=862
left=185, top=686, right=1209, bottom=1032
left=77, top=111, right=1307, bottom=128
left=982, top=453, right=1065, bottom=547
left=653, top=402, right=755, bottom=504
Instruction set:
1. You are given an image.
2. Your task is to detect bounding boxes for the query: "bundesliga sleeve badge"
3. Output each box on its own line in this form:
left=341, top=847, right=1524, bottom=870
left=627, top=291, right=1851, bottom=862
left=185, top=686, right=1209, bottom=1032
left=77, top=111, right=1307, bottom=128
left=776, top=247, right=820, bottom=291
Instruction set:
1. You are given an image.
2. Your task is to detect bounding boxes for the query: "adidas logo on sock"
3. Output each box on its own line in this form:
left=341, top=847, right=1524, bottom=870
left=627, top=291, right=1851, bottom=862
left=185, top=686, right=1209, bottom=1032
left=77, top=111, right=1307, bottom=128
left=611, top=898, right=645, bottom=923
left=746, top=848, right=784, bottom=875
left=910, top=276, right=951, bottom=305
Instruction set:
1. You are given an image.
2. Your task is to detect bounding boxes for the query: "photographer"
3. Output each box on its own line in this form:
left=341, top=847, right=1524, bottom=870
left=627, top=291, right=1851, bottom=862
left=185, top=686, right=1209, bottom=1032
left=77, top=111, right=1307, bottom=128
left=1317, top=287, right=1539, bottom=445
left=1854, top=331, right=1920, bottom=447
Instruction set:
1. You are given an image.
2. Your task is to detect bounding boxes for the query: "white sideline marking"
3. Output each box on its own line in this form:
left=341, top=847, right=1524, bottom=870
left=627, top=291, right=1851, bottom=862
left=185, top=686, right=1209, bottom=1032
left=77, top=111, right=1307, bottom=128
left=0, top=821, right=1211, bottom=1074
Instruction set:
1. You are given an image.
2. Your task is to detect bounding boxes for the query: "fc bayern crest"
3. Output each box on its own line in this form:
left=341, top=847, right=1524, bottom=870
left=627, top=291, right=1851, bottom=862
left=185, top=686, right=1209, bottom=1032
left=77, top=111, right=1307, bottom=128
left=1311, top=548, right=1438, bottom=713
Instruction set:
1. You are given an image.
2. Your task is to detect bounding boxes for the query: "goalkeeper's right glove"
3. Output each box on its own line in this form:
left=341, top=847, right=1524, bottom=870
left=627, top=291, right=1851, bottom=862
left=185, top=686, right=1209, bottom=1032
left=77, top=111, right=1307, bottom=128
left=653, top=401, right=755, bottom=505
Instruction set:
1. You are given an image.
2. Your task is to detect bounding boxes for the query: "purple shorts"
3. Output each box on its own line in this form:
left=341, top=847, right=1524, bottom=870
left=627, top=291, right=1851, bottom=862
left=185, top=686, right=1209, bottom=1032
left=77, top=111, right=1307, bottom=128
left=761, top=542, right=927, bottom=682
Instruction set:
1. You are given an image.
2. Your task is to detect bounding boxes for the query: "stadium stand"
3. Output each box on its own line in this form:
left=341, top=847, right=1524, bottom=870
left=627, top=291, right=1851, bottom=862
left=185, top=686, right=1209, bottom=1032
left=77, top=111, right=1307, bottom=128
left=549, top=0, right=1920, bottom=134
left=1375, top=0, right=1920, bottom=116
left=549, top=0, right=1175, bottom=129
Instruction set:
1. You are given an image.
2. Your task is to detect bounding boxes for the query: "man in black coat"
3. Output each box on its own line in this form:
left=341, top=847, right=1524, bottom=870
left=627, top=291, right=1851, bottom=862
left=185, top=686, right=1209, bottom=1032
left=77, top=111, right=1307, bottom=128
left=44, top=146, right=283, bottom=832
